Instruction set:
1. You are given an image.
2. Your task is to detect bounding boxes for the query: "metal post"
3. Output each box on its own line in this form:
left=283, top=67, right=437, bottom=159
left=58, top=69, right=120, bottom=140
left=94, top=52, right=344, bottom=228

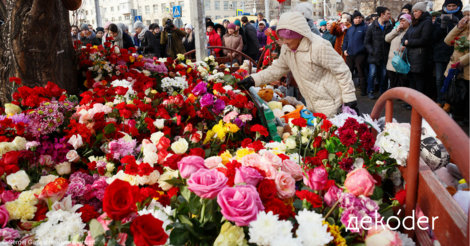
left=191, top=0, right=208, bottom=60
left=95, top=0, right=102, bottom=27
left=405, top=108, right=423, bottom=239
left=323, top=0, right=327, bottom=18
left=265, top=0, right=270, bottom=22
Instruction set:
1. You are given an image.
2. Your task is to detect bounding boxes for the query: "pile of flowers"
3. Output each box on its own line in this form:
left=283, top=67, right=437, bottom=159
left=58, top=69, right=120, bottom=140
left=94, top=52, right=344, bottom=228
left=0, top=43, right=416, bottom=245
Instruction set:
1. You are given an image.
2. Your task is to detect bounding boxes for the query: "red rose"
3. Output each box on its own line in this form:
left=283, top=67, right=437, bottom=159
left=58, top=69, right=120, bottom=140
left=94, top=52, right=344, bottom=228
left=313, top=113, right=327, bottom=120
left=2, top=151, right=21, bottom=165
left=394, top=189, right=406, bottom=205
left=296, top=190, right=322, bottom=208
left=264, top=198, right=295, bottom=220
left=131, top=214, right=169, bottom=246
left=189, top=148, right=206, bottom=158
left=312, top=136, right=322, bottom=148
left=162, top=154, right=182, bottom=170
left=316, top=149, right=329, bottom=161
left=241, top=138, right=252, bottom=148
left=321, top=119, right=333, bottom=132
left=257, top=179, right=277, bottom=202
left=103, top=179, right=140, bottom=221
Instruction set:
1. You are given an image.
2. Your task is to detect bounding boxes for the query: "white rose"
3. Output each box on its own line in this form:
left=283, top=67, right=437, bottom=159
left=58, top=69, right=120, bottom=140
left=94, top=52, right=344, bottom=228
left=285, top=137, right=297, bottom=150
left=106, top=163, right=115, bottom=173
left=154, top=119, right=165, bottom=130
left=105, top=102, right=114, bottom=108
left=121, top=132, right=133, bottom=143
left=137, top=175, right=151, bottom=186
left=68, top=134, right=83, bottom=150
left=4, top=103, right=22, bottom=115
left=6, top=170, right=30, bottom=191
left=301, top=136, right=308, bottom=144
left=148, top=170, right=161, bottom=185
left=150, top=132, right=165, bottom=145
left=0, top=142, right=18, bottom=157
left=12, top=136, right=27, bottom=150
left=39, top=175, right=59, bottom=186
left=171, top=138, right=188, bottom=154
left=142, top=70, right=151, bottom=76
left=66, top=150, right=80, bottom=163
left=55, top=162, right=72, bottom=175
left=158, top=169, right=179, bottom=191
left=143, top=150, right=159, bottom=165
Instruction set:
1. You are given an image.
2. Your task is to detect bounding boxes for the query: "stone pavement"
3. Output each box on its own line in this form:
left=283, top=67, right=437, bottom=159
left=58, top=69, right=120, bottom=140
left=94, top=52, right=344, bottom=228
left=355, top=90, right=469, bottom=136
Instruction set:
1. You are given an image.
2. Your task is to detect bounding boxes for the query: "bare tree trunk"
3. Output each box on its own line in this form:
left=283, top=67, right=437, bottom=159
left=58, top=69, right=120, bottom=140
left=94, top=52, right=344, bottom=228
left=0, top=0, right=77, bottom=105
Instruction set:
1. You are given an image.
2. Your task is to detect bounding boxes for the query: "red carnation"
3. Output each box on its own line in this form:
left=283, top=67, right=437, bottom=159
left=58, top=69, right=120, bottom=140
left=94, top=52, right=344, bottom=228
left=313, top=113, right=327, bottom=120
left=251, top=124, right=269, bottom=137
left=321, top=119, right=333, bottom=132
left=79, top=204, right=100, bottom=223
left=296, top=190, right=322, bottom=208
left=292, top=118, right=307, bottom=128
left=339, top=128, right=357, bottom=147
left=264, top=198, right=296, bottom=220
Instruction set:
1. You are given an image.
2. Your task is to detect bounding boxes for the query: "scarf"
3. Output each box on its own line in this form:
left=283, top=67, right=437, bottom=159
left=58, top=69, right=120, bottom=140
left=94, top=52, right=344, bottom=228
left=445, top=7, right=461, bottom=14
left=138, top=26, right=149, bottom=41
left=113, top=26, right=124, bottom=48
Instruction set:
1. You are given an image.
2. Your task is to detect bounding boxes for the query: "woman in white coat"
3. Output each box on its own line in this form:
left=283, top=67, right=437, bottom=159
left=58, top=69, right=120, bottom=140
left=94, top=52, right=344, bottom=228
left=237, top=11, right=358, bottom=117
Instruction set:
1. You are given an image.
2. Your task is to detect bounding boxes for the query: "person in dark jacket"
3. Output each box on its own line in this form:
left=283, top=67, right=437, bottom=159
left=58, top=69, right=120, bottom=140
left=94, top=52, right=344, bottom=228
left=79, top=23, right=96, bottom=47
left=241, top=16, right=261, bottom=63
left=152, top=25, right=166, bottom=57
left=343, top=11, right=368, bottom=96
left=134, top=21, right=160, bottom=58
left=161, top=17, right=187, bottom=59
left=322, top=21, right=336, bottom=47
left=92, top=27, right=104, bottom=46
left=182, top=24, right=195, bottom=58
left=235, top=20, right=248, bottom=52
left=402, top=3, right=412, bottom=14
left=108, top=23, right=134, bottom=49
left=432, top=0, right=463, bottom=111
left=364, top=7, right=393, bottom=99
left=401, top=2, right=433, bottom=106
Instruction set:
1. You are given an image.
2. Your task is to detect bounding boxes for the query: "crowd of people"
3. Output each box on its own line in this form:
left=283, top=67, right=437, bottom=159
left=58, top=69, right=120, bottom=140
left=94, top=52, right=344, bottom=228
left=71, top=0, right=469, bottom=126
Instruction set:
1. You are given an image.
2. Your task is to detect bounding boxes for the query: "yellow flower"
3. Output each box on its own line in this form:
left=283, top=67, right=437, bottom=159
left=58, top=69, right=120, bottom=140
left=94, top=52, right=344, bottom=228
left=323, top=221, right=347, bottom=246
left=129, top=56, right=135, bottom=63
left=187, top=68, right=192, bottom=73
left=4, top=103, right=21, bottom=115
left=213, top=221, right=248, bottom=246
left=176, top=54, right=185, bottom=61
left=151, top=90, right=157, bottom=94
left=235, top=148, right=254, bottom=160
left=220, top=151, right=232, bottom=165
left=203, top=130, right=215, bottom=145
left=5, top=188, right=42, bottom=222
left=225, top=123, right=240, bottom=133
left=138, top=55, right=143, bottom=60
left=212, top=121, right=227, bottom=141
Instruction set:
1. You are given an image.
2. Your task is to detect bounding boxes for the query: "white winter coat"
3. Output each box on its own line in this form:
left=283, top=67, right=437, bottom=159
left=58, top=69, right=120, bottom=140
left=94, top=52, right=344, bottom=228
left=251, top=12, right=356, bottom=118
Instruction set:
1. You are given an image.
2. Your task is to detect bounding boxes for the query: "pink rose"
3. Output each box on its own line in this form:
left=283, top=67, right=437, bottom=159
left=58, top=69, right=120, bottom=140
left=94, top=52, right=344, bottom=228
left=261, top=151, right=282, bottom=169
left=324, top=185, right=342, bottom=207
left=204, top=157, right=222, bottom=169
left=365, top=227, right=402, bottom=246
left=66, top=150, right=80, bottom=163
left=241, top=153, right=262, bottom=167
left=68, top=134, right=83, bottom=150
left=187, top=169, right=228, bottom=199
left=303, top=166, right=328, bottom=190
left=0, top=205, right=9, bottom=228
left=344, top=168, right=376, bottom=197
left=281, top=159, right=303, bottom=181
left=39, top=155, right=54, bottom=167
left=275, top=171, right=296, bottom=199
left=234, top=166, right=263, bottom=187
left=0, top=190, right=20, bottom=204
left=217, top=185, right=264, bottom=226
left=177, top=155, right=208, bottom=179
left=142, top=139, right=157, bottom=152
left=256, top=162, right=277, bottom=179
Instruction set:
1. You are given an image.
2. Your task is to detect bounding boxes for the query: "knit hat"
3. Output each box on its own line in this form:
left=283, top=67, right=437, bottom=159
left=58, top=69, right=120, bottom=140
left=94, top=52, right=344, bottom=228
left=402, top=4, right=412, bottom=13
left=352, top=10, right=362, bottom=20
left=412, top=2, right=427, bottom=13
left=234, top=20, right=241, bottom=26
left=227, top=23, right=236, bottom=30
left=463, top=4, right=470, bottom=13
left=80, top=23, right=89, bottom=30
left=319, top=20, right=327, bottom=26
left=340, top=14, right=351, bottom=23
left=133, top=21, right=144, bottom=29
left=206, top=21, right=215, bottom=28
left=399, top=14, right=412, bottom=23
left=376, top=7, right=388, bottom=16
left=185, top=23, right=193, bottom=29
left=293, top=2, right=313, bottom=20
left=258, top=21, right=266, bottom=26
left=430, top=11, right=442, bottom=17
left=278, top=29, right=304, bottom=39
left=96, top=27, right=104, bottom=33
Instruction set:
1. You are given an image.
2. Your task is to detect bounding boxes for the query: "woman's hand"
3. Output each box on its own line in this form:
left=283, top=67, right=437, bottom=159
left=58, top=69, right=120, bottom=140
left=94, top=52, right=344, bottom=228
left=259, top=48, right=263, bottom=51
left=458, top=16, right=469, bottom=29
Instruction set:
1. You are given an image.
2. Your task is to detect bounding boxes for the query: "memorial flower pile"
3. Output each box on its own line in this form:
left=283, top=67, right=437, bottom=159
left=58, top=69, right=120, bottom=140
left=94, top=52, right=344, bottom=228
left=0, top=46, right=415, bottom=245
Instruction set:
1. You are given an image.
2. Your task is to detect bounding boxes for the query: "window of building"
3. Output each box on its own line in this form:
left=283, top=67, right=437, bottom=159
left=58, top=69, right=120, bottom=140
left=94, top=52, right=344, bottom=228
left=117, top=6, right=120, bottom=10
left=138, top=6, right=142, bottom=15
left=205, top=0, right=210, bottom=10
left=86, top=10, right=88, bottom=15
left=104, top=18, right=108, bottom=22
left=92, top=20, right=94, bottom=24
left=104, top=8, right=107, bottom=13
left=153, top=4, right=158, bottom=13
left=179, top=1, right=184, bottom=10
left=119, top=16, right=122, bottom=21
left=146, top=20, right=151, bottom=25
left=224, top=15, right=229, bottom=18
left=232, top=1, right=237, bottom=9
left=215, top=15, right=221, bottom=20
left=224, top=1, right=228, bottom=10
left=91, top=10, right=93, bottom=15
left=214, top=1, right=220, bottom=10
left=206, top=15, right=211, bottom=19
left=161, top=3, right=166, bottom=12
left=156, top=19, right=160, bottom=25
left=111, top=7, right=114, bottom=12
left=125, top=15, right=130, bottom=20
left=89, top=0, right=91, bottom=4
left=145, top=5, right=150, bottom=14
left=112, top=17, right=115, bottom=21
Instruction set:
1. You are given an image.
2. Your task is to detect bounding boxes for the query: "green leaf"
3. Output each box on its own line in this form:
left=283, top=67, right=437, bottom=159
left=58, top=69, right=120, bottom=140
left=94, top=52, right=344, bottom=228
left=178, top=215, right=194, bottom=227
left=93, top=133, right=104, bottom=147
left=327, top=217, right=335, bottom=226
left=203, top=222, right=217, bottom=230
left=89, top=219, right=106, bottom=239
left=165, top=177, right=184, bottom=185
left=104, top=123, right=116, bottom=134
left=370, top=186, right=384, bottom=201
left=344, top=236, right=357, bottom=244
left=188, top=194, right=202, bottom=214
left=325, top=138, right=336, bottom=153
left=93, top=234, right=106, bottom=246
left=379, top=203, right=394, bottom=221
left=204, top=148, right=211, bottom=158
left=107, top=238, right=118, bottom=246
left=293, top=199, right=303, bottom=209
left=125, top=234, right=134, bottom=246
left=180, top=186, right=191, bottom=202
left=169, top=228, right=190, bottom=246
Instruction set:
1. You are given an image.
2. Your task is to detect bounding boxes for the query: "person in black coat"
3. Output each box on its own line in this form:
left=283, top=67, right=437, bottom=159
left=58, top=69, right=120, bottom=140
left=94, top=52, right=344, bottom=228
left=364, top=7, right=393, bottom=98
left=241, top=16, right=261, bottom=63
left=401, top=2, right=433, bottom=98
left=134, top=21, right=160, bottom=58
left=182, top=24, right=196, bottom=58
left=92, top=27, right=104, bottom=46
left=432, top=0, right=463, bottom=109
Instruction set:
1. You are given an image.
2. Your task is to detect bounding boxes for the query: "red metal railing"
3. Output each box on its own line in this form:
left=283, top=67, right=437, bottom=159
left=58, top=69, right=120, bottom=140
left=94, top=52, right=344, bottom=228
left=371, top=87, right=469, bottom=246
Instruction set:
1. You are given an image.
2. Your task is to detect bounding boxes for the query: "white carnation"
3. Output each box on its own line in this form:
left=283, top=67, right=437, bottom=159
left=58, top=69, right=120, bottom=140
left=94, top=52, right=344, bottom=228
left=33, top=210, right=86, bottom=246
left=248, top=211, right=284, bottom=246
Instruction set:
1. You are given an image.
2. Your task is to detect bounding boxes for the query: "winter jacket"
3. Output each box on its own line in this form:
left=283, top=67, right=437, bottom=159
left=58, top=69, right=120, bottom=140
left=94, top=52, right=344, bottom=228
left=182, top=33, right=196, bottom=53
left=137, top=30, right=161, bottom=57
left=254, top=19, right=269, bottom=30
left=444, top=24, right=469, bottom=80
left=206, top=29, right=223, bottom=57
left=257, top=27, right=268, bottom=48
left=330, top=22, right=351, bottom=59
left=121, top=32, right=135, bottom=49
left=242, top=23, right=261, bottom=55
left=251, top=12, right=356, bottom=118
left=385, top=27, right=409, bottom=72
left=154, top=32, right=166, bottom=57
left=133, top=34, right=141, bottom=48
left=322, top=30, right=336, bottom=47
left=91, top=37, right=102, bottom=46
left=342, top=21, right=367, bottom=57
left=223, top=33, right=244, bottom=63
left=432, top=4, right=463, bottom=63
left=160, top=19, right=187, bottom=59
left=307, top=19, right=322, bottom=36
left=364, top=19, right=393, bottom=64
left=79, top=31, right=96, bottom=46
left=401, top=12, right=433, bottom=73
